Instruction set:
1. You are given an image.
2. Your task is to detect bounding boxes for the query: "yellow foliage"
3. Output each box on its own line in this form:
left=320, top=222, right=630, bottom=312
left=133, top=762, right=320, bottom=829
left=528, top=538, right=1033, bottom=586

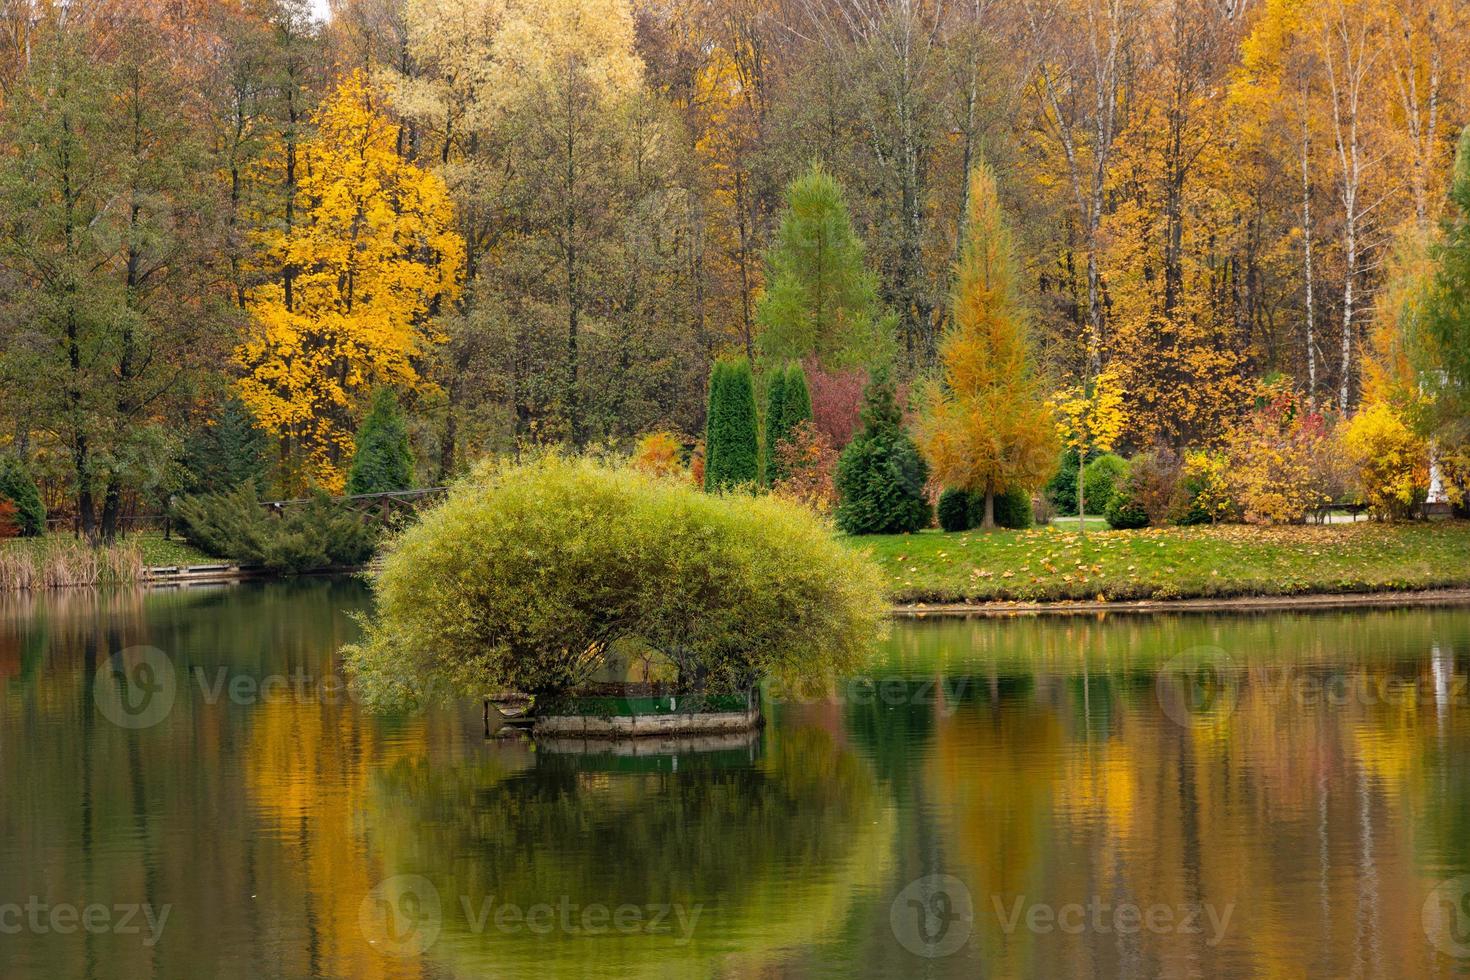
left=1051, top=369, right=1126, bottom=459
left=236, top=72, right=464, bottom=493
left=495, top=0, right=642, bottom=100
left=1181, top=449, right=1235, bottom=523
left=915, top=164, right=1058, bottom=505
left=1342, top=401, right=1427, bottom=518
left=1223, top=381, right=1331, bottom=525
left=1365, top=228, right=1436, bottom=415
left=691, top=44, right=763, bottom=347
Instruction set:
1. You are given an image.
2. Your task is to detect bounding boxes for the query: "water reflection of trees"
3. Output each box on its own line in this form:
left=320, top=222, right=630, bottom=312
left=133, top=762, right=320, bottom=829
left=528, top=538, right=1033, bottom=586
left=367, top=725, right=895, bottom=977
left=888, top=610, right=1470, bottom=978
left=4, top=586, right=1469, bottom=978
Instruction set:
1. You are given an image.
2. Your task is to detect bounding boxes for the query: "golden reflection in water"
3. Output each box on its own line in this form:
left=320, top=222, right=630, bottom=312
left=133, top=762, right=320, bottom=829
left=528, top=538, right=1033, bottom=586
left=1, top=584, right=1468, bottom=978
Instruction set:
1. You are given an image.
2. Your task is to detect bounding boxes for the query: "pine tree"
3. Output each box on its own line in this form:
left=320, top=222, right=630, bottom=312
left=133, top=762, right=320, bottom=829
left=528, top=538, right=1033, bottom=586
left=183, top=395, right=270, bottom=494
left=0, top=456, right=45, bottom=537
left=764, top=362, right=814, bottom=485
left=835, top=367, right=930, bottom=534
left=704, top=358, right=759, bottom=491
left=347, top=390, right=417, bottom=495
left=914, top=162, right=1058, bottom=527
left=756, top=163, right=894, bottom=371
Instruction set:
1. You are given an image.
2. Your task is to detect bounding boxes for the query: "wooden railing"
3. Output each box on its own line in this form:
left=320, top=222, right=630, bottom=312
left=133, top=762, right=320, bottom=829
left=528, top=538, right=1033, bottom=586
left=261, top=487, right=449, bottom=527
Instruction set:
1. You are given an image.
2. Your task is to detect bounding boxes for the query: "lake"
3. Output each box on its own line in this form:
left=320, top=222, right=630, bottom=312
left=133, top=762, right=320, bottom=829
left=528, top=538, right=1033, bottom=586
left=2, top=578, right=1468, bottom=978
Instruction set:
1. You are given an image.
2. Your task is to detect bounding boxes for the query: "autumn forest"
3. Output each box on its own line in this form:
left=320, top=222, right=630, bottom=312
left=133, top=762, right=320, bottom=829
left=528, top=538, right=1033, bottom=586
left=0, top=0, right=1467, bottom=535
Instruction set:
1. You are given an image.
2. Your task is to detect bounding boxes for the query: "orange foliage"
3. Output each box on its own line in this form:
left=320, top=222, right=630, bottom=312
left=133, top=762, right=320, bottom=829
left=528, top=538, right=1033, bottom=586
left=772, top=421, right=838, bottom=514
left=631, top=431, right=686, bottom=479
left=915, top=164, right=1058, bottom=508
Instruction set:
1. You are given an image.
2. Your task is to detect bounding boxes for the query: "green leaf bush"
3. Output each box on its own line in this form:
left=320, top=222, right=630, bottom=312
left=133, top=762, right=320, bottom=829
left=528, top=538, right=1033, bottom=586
left=1044, top=447, right=1080, bottom=516
left=1082, top=453, right=1129, bottom=514
left=343, top=454, right=887, bottom=711
left=937, top=486, right=1034, bottom=531
left=1105, top=490, right=1151, bottom=529
left=764, top=361, right=813, bottom=485
left=937, top=488, right=972, bottom=532
left=992, top=487, right=1035, bottom=530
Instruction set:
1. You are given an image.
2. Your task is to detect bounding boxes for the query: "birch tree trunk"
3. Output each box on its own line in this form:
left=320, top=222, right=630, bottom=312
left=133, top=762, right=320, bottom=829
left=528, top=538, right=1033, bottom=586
left=1300, top=102, right=1317, bottom=407
left=1320, top=7, right=1376, bottom=415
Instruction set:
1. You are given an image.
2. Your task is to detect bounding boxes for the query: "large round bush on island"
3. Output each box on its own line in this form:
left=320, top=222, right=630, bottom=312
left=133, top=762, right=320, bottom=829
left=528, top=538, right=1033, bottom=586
left=344, top=455, right=887, bottom=711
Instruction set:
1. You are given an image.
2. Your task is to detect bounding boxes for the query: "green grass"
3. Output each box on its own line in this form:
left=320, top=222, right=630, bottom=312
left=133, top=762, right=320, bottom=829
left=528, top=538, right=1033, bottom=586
left=851, top=520, right=1470, bottom=605
left=1, top=531, right=222, bottom=567
left=1046, top=513, right=1110, bottom=531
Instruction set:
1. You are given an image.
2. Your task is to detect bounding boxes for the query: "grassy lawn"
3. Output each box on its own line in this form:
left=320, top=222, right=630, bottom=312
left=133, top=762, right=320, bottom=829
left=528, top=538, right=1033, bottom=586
left=852, top=520, right=1470, bottom=605
left=1, top=531, right=221, bottom=567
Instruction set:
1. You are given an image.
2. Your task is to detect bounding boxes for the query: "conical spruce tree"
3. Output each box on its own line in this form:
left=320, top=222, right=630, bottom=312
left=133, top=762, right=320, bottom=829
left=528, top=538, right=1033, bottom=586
left=183, top=394, right=270, bottom=494
left=914, top=161, right=1058, bottom=527
left=764, top=361, right=814, bottom=485
left=347, top=389, right=416, bottom=495
left=756, top=162, right=894, bottom=371
left=834, top=366, right=930, bottom=534
left=705, top=358, right=760, bottom=491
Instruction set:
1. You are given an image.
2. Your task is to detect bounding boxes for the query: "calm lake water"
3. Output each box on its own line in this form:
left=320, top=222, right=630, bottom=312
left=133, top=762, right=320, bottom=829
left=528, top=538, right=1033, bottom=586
left=2, top=578, right=1469, bottom=978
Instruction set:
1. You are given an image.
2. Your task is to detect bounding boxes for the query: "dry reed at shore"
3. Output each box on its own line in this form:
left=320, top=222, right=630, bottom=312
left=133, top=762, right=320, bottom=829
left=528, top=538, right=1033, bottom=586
left=0, top=538, right=145, bottom=590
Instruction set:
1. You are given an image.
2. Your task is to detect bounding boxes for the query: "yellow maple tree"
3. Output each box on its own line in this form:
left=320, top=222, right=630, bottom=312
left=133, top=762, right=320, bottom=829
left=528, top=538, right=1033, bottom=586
left=915, top=162, right=1058, bottom=527
left=1050, top=368, right=1127, bottom=532
left=237, top=71, right=464, bottom=493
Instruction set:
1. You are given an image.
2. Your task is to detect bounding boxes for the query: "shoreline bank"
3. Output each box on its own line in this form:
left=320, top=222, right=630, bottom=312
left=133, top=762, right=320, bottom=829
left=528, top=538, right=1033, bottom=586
left=893, top=586, right=1470, bottom=617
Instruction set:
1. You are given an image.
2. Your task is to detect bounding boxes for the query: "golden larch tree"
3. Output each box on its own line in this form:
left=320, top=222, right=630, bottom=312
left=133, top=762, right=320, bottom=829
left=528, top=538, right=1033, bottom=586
left=237, top=71, right=464, bottom=493
left=916, top=162, right=1058, bottom=527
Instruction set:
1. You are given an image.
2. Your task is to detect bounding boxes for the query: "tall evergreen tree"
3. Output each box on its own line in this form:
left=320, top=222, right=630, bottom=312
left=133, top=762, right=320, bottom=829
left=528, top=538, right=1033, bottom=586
left=835, top=367, right=930, bottom=534
left=762, top=366, right=788, bottom=486
left=780, top=362, right=813, bottom=434
left=704, top=358, right=760, bottom=491
left=765, top=361, right=814, bottom=484
left=183, top=395, right=270, bottom=494
left=347, top=390, right=416, bottom=495
left=756, top=163, right=894, bottom=371
left=914, top=162, right=1058, bottom=527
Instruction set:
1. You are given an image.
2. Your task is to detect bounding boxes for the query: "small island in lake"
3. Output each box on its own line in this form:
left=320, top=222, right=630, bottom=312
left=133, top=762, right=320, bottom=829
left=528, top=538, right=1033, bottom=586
left=344, top=454, right=887, bottom=735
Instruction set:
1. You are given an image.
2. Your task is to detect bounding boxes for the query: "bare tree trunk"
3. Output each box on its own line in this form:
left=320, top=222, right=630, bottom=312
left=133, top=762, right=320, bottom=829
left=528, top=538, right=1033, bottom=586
left=1077, top=448, right=1087, bottom=535
left=562, top=84, right=582, bottom=447
left=1023, top=0, right=1131, bottom=376
left=1341, top=219, right=1355, bottom=413
left=1300, top=96, right=1317, bottom=407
